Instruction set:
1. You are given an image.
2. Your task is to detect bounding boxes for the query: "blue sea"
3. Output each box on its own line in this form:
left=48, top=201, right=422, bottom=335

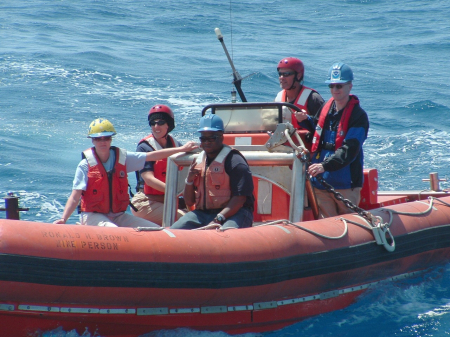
left=1, top=0, right=450, bottom=336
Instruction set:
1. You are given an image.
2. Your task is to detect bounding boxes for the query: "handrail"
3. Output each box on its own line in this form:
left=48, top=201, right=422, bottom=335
left=162, top=149, right=305, bottom=228
left=201, top=102, right=303, bottom=122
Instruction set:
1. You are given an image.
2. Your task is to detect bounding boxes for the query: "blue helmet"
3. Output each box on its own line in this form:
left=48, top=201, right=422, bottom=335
left=325, top=63, right=354, bottom=84
left=197, top=114, right=224, bottom=132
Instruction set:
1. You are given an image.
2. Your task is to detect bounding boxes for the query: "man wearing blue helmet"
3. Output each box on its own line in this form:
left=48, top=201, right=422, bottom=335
left=171, top=114, right=254, bottom=229
left=296, top=63, right=369, bottom=218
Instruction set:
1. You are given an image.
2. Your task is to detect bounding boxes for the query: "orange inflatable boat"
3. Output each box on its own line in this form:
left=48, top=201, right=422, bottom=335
left=1, top=103, right=450, bottom=336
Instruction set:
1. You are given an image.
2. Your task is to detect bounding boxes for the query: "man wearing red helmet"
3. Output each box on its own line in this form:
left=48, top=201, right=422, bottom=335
left=275, top=57, right=324, bottom=130
left=131, top=104, right=186, bottom=225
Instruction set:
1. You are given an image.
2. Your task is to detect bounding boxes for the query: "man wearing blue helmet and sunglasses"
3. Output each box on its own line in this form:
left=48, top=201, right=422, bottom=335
left=296, top=63, right=369, bottom=218
left=171, top=114, right=254, bottom=229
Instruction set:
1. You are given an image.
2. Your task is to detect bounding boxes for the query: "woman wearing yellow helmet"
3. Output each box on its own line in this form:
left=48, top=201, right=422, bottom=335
left=86, top=118, right=117, bottom=138
left=54, top=118, right=198, bottom=227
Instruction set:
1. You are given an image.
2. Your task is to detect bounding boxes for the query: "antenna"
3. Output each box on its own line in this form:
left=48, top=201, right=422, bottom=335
left=214, top=28, right=247, bottom=102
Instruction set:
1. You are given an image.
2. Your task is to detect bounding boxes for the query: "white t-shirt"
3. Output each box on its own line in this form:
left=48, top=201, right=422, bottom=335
left=72, top=149, right=146, bottom=191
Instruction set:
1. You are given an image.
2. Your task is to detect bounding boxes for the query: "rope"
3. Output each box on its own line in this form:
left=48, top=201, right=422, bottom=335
left=336, top=197, right=442, bottom=252
left=252, top=198, right=444, bottom=252
left=193, top=223, right=222, bottom=231
left=430, top=196, right=450, bottom=208
left=283, top=129, right=309, bottom=159
left=254, top=219, right=348, bottom=240
left=379, top=197, right=436, bottom=228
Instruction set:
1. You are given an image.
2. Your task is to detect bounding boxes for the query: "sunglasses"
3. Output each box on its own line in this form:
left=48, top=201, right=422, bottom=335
left=93, top=136, right=112, bottom=142
left=150, top=120, right=167, bottom=126
left=328, top=83, right=346, bottom=89
left=278, top=71, right=295, bottom=77
left=199, top=135, right=220, bottom=142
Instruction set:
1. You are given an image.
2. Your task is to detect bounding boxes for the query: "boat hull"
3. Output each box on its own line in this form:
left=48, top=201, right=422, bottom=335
left=1, top=197, right=450, bottom=335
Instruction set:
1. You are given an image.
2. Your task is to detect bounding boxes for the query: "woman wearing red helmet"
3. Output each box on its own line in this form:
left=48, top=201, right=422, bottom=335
left=275, top=57, right=325, bottom=130
left=131, top=104, right=186, bottom=225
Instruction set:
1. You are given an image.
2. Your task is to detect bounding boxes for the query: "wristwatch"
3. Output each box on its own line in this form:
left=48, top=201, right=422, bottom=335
left=214, top=213, right=226, bottom=225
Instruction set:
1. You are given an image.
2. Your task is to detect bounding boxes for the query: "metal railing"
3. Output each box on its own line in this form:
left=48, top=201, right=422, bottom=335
left=162, top=146, right=305, bottom=227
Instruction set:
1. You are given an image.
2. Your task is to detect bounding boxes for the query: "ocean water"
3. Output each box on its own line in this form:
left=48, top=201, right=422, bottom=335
left=1, top=0, right=450, bottom=336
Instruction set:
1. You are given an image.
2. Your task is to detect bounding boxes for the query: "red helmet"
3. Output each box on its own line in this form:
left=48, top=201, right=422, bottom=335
left=277, top=57, right=304, bottom=79
left=148, top=104, right=174, bottom=119
left=148, top=104, right=175, bottom=132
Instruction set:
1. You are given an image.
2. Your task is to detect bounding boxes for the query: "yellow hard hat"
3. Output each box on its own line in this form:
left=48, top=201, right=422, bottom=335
left=87, top=118, right=117, bottom=138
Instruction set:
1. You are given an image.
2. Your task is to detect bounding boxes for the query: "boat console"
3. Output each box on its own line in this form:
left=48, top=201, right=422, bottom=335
left=163, top=102, right=309, bottom=227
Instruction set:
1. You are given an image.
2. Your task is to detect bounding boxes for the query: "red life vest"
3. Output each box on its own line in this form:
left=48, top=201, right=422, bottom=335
left=138, top=134, right=181, bottom=195
left=193, top=145, right=233, bottom=210
left=80, top=146, right=130, bottom=213
left=276, top=85, right=313, bottom=128
left=311, top=95, right=359, bottom=153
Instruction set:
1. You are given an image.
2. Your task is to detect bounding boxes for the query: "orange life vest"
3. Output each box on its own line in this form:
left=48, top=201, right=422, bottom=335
left=80, top=146, right=129, bottom=213
left=311, top=95, right=359, bottom=153
left=138, top=135, right=181, bottom=195
left=193, top=145, right=233, bottom=210
left=276, top=85, right=313, bottom=128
